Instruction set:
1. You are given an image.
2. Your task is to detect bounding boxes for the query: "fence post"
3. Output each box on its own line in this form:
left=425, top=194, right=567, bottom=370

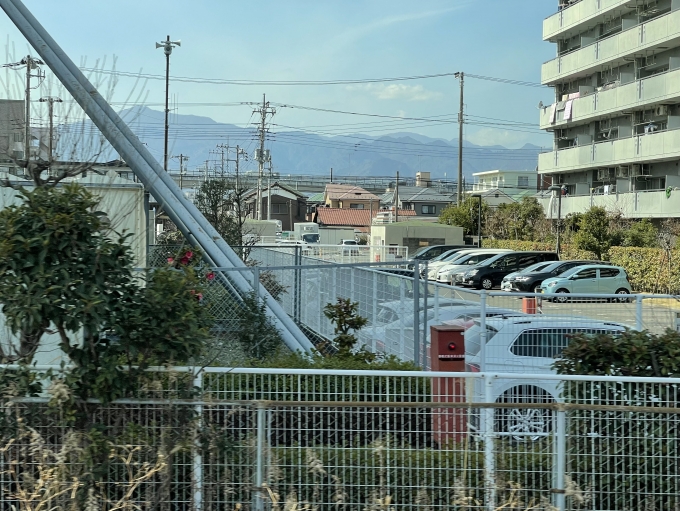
left=552, top=404, right=567, bottom=511
left=422, top=260, right=428, bottom=367
left=483, top=373, right=496, bottom=511
left=479, top=290, right=488, bottom=372
left=434, top=284, right=440, bottom=323
left=636, top=294, right=643, bottom=331
left=372, top=271, right=378, bottom=353
left=254, top=401, right=268, bottom=511
left=413, top=260, right=421, bottom=367
left=294, top=246, right=301, bottom=322
left=192, top=370, right=203, bottom=511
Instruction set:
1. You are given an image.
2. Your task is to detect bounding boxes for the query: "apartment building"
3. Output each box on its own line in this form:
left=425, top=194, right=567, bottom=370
left=538, top=0, right=680, bottom=218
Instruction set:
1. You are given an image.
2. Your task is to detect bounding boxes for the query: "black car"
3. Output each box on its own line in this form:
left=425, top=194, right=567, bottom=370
left=407, top=245, right=468, bottom=269
left=503, top=260, right=610, bottom=293
left=460, top=251, right=560, bottom=290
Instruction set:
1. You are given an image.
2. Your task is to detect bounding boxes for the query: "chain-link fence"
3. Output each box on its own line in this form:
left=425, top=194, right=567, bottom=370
left=1, top=367, right=678, bottom=511
left=147, top=246, right=680, bottom=368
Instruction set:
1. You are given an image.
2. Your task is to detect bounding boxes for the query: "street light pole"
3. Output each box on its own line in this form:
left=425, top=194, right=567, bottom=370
left=548, top=185, right=565, bottom=256
left=156, top=36, right=181, bottom=171
left=472, top=194, right=482, bottom=248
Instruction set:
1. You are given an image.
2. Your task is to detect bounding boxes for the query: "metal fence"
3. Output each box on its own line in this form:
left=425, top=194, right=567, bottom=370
left=147, top=246, right=680, bottom=367
left=2, top=367, right=678, bottom=511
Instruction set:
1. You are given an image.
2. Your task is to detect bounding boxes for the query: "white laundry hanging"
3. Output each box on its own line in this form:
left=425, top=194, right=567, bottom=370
left=549, top=103, right=557, bottom=123
left=564, top=100, right=574, bottom=120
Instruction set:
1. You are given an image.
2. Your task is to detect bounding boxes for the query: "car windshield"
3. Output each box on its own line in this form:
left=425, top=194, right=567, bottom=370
left=559, top=266, right=588, bottom=278
left=302, top=233, right=319, bottom=243
left=413, top=246, right=434, bottom=258
left=464, top=322, right=498, bottom=356
left=431, top=249, right=459, bottom=262
left=520, top=261, right=553, bottom=273
left=342, top=240, right=357, bottom=245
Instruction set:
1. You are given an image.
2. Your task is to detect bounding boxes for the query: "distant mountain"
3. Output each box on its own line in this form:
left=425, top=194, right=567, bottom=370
left=63, top=106, right=542, bottom=180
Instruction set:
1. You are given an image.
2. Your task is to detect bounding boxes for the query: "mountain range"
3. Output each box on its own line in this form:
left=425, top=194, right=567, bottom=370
left=63, top=106, right=543, bottom=180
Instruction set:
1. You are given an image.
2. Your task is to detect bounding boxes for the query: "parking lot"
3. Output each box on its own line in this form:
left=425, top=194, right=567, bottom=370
left=432, top=283, right=680, bottom=335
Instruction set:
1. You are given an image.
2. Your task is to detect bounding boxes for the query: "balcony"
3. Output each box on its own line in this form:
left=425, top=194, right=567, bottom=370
left=537, top=188, right=680, bottom=218
left=543, top=0, right=632, bottom=42
left=538, top=128, right=680, bottom=174
left=539, top=68, right=680, bottom=130
left=541, top=10, right=680, bottom=85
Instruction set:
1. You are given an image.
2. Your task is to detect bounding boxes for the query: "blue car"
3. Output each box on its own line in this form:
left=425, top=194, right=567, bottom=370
left=539, top=264, right=632, bottom=303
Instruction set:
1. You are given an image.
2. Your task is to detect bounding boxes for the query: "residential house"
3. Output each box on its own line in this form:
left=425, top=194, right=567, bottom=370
left=323, top=184, right=380, bottom=211
left=538, top=0, right=680, bottom=219
left=243, top=182, right=307, bottom=231
left=381, top=186, right=454, bottom=218
left=472, top=170, right=538, bottom=197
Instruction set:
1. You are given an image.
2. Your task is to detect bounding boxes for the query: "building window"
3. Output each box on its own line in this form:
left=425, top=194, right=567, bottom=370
left=518, top=176, right=529, bottom=188
left=349, top=203, right=365, bottom=209
left=271, top=203, right=288, bottom=214
left=421, top=205, right=436, bottom=215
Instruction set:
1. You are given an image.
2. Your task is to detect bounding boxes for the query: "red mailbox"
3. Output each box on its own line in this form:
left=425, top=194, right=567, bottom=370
left=430, top=325, right=467, bottom=446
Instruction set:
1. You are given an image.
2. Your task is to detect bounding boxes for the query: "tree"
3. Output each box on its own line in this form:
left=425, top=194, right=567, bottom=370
left=323, top=298, right=369, bottom=359
left=0, top=183, right=213, bottom=404
left=439, top=196, right=488, bottom=236
left=486, top=197, right=549, bottom=241
left=621, top=218, right=658, bottom=248
left=572, top=206, right=613, bottom=259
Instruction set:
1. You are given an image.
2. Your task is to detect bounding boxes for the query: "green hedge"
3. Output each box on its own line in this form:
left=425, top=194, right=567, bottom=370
left=482, top=241, right=679, bottom=293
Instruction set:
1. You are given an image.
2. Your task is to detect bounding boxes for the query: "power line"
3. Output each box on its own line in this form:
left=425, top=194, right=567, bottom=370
left=466, top=74, right=549, bottom=88
left=79, top=67, right=460, bottom=86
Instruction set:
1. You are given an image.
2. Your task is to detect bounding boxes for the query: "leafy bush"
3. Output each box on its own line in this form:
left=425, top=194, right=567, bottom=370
left=555, top=329, right=680, bottom=511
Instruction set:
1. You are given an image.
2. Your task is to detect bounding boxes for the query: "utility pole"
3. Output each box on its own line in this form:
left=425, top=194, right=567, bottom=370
left=172, top=153, right=189, bottom=189
left=395, top=171, right=399, bottom=224
left=254, top=94, right=275, bottom=220
left=156, top=35, right=181, bottom=171
left=267, top=159, right=273, bottom=221
left=38, top=96, right=62, bottom=162
left=216, top=143, right=229, bottom=177
left=455, top=72, right=464, bottom=204
left=204, top=159, right=210, bottom=182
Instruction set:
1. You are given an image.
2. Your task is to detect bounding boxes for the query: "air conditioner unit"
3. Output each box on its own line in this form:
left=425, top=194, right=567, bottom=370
left=655, top=105, right=669, bottom=116
left=597, top=168, right=615, bottom=181
left=630, top=164, right=651, bottom=177
left=616, top=166, right=630, bottom=178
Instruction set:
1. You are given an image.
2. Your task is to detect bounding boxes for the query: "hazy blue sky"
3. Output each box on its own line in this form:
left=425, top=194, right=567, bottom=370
left=0, top=1, right=557, bottom=149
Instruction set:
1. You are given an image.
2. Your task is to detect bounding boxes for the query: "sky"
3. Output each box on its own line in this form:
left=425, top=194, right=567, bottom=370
left=0, top=0, right=557, bottom=154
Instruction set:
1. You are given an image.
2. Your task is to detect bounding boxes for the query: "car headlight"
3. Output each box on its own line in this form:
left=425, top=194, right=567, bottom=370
left=515, top=276, right=531, bottom=282
left=467, top=269, right=478, bottom=276
left=547, top=281, right=557, bottom=287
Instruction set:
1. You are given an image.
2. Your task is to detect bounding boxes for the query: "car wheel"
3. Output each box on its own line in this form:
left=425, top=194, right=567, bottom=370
left=495, top=385, right=554, bottom=442
left=554, top=289, right=570, bottom=303
left=615, top=288, right=630, bottom=303
left=481, top=278, right=493, bottom=290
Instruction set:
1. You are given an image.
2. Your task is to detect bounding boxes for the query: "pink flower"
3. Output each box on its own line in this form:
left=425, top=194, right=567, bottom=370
left=206, top=272, right=215, bottom=281
left=167, top=257, right=174, bottom=264
left=180, top=257, right=190, bottom=265
left=196, top=293, right=203, bottom=300
left=184, top=251, right=193, bottom=260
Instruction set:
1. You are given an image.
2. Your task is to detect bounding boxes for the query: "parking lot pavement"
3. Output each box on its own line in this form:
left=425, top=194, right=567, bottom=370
left=429, top=284, right=679, bottom=335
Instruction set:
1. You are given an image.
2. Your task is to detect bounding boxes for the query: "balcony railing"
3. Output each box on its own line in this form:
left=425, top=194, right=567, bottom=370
left=537, top=187, right=680, bottom=218
left=544, top=0, right=631, bottom=41
left=542, top=9, right=680, bottom=84
left=539, top=68, right=680, bottom=129
left=538, top=127, right=680, bottom=173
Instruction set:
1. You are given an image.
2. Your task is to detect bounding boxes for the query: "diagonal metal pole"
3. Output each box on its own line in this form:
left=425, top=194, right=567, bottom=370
left=0, top=0, right=313, bottom=354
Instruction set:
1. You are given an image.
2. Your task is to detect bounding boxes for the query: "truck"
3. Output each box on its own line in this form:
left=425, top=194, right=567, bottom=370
left=293, top=222, right=320, bottom=244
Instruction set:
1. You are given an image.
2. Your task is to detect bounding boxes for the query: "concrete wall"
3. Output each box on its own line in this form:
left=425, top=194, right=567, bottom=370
left=371, top=221, right=464, bottom=254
